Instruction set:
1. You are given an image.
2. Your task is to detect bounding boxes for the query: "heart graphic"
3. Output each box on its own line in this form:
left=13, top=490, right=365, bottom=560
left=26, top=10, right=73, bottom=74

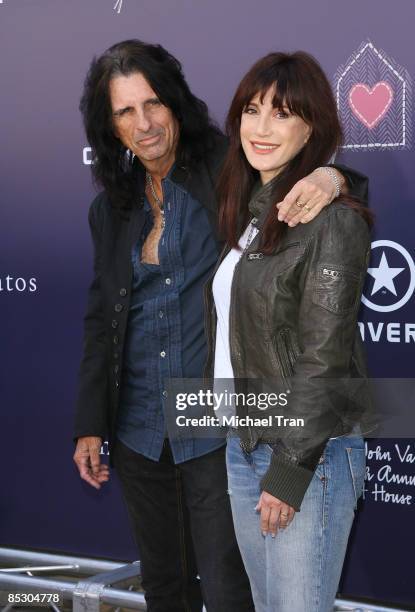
left=348, top=82, right=393, bottom=129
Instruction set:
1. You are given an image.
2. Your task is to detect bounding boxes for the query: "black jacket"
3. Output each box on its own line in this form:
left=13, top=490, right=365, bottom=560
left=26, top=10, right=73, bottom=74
left=73, top=135, right=228, bottom=459
left=204, top=176, right=372, bottom=510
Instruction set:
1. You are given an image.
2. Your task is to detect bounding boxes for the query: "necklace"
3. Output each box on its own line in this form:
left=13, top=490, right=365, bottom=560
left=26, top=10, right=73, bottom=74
left=146, top=171, right=165, bottom=229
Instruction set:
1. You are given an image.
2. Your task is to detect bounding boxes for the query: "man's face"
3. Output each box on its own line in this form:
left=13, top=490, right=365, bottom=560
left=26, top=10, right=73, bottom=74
left=110, top=72, right=179, bottom=172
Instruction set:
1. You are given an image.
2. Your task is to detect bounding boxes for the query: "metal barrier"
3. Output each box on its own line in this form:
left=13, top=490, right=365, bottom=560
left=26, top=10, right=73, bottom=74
left=0, top=548, right=145, bottom=610
left=0, top=547, right=411, bottom=611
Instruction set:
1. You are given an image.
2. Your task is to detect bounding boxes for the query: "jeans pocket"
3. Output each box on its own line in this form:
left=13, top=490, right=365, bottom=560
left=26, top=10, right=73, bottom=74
left=346, top=447, right=366, bottom=508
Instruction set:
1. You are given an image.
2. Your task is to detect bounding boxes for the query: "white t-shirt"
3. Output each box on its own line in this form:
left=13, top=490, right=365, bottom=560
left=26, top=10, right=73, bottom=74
left=212, top=222, right=259, bottom=380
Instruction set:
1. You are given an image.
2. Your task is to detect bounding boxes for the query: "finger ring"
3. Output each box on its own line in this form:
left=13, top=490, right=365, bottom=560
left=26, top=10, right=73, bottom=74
left=304, top=204, right=311, bottom=212
left=295, top=198, right=304, bottom=209
left=280, top=513, right=289, bottom=518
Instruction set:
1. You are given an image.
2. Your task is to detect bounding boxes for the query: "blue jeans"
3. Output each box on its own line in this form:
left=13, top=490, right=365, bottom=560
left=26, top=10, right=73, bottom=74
left=226, top=434, right=365, bottom=612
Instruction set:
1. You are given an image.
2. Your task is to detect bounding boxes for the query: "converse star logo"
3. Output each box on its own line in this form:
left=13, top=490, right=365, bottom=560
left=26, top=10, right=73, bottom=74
left=368, top=252, right=404, bottom=297
left=362, top=240, right=415, bottom=312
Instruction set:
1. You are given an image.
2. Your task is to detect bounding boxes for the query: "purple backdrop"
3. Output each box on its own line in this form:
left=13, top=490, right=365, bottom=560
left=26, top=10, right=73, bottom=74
left=1, top=0, right=414, bottom=607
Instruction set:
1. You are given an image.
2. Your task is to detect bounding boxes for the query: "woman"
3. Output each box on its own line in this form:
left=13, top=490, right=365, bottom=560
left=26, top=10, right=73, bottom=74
left=205, top=51, right=373, bottom=612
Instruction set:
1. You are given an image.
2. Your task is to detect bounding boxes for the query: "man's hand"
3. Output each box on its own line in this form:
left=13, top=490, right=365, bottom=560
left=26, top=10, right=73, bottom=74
left=276, top=167, right=346, bottom=227
left=255, top=491, right=296, bottom=537
left=73, top=436, right=110, bottom=489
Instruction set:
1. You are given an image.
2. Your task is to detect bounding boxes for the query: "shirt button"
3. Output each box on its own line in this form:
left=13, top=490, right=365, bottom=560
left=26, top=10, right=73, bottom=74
left=114, top=303, right=123, bottom=313
left=115, top=379, right=120, bottom=388
left=112, top=320, right=118, bottom=329
left=159, top=311, right=164, bottom=318
left=113, top=352, right=119, bottom=360
left=114, top=365, right=119, bottom=373
left=251, top=217, right=258, bottom=225
left=119, top=288, right=127, bottom=297
left=162, top=390, right=168, bottom=398
left=165, top=278, right=171, bottom=285
left=160, top=351, right=166, bottom=358
left=113, top=335, right=119, bottom=345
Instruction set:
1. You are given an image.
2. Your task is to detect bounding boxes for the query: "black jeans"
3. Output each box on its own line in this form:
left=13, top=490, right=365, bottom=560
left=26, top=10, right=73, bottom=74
left=113, top=439, right=254, bottom=612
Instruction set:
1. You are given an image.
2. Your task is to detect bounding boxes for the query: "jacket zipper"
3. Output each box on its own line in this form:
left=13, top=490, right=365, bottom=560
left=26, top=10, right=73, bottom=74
left=273, top=329, right=299, bottom=389
left=282, top=328, right=298, bottom=369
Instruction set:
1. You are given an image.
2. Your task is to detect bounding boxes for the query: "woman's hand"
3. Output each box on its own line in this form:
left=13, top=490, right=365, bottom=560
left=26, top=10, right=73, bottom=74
left=276, top=167, right=346, bottom=227
left=255, top=491, right=296, bottom=537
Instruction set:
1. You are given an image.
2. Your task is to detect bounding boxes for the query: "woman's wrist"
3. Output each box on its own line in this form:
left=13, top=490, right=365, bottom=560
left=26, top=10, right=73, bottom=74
left=317, top=166, right=345, bottom=199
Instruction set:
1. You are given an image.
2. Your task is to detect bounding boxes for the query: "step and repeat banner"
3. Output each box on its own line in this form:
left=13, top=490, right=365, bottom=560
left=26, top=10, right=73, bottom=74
left=1, top=1, right=414, bottom=608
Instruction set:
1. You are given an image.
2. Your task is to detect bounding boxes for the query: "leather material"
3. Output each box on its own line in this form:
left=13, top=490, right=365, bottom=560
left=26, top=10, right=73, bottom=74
left=204, top=179, right=373, bottom=508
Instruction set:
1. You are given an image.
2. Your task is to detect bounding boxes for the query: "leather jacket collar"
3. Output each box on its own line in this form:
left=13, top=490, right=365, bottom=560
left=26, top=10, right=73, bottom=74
left=248, top=174, right=281, bottom=221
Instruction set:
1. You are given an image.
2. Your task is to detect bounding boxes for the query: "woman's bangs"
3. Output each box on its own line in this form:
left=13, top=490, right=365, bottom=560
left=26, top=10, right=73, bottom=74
left=242, top=74, right=303, bottom=118
left=240, top=70, right=279, bottom=112
left=275, top=79, right=307, bottom=117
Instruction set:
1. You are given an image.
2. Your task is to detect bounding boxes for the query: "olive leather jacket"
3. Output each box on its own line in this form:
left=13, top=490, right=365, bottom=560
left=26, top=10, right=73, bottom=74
left=204, top=177, right=372, bottom=510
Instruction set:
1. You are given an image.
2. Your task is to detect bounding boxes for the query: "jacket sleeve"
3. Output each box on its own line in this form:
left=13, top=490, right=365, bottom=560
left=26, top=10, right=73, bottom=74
left=329, top=163, right=369, bottom=204
left=73, top=194, right=109, bottom=441
left=260, top=206, right=371, bottom=510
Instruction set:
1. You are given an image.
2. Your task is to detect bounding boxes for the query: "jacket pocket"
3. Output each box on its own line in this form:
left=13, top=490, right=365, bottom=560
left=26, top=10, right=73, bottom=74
left=313, top=265, right=360, bottom=315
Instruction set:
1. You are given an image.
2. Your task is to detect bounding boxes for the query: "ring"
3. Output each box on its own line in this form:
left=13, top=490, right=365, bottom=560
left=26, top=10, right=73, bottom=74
left=295, top=198, right=305, bottom=209
left=304, top=204, right=311, bottom=212
left=280, top=513, right=289, bottom=518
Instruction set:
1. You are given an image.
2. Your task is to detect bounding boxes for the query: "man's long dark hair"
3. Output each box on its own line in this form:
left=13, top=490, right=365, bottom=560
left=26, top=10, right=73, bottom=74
left=80, top=39, right=220, bottom=208
left=217, top=51, right=372, bottom=252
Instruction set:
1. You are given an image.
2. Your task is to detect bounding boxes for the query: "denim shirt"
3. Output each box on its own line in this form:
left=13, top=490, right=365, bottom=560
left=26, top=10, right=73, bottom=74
left=116, top=170, right=225, bottom=463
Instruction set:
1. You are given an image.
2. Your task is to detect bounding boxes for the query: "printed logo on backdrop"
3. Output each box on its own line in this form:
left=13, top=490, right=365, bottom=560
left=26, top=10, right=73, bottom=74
left=113, top=0, right=124, bottom=13
left=83, top=147, right=93, bottom=165
left=363, top=240, right=415, bottom=312
left=0, top=276, right=37, bottom=293
left=334, top=40, right=412, bottom=150
left=364, top=441, right=415, bottom=507
left=359, top=240, right=415, bottom=344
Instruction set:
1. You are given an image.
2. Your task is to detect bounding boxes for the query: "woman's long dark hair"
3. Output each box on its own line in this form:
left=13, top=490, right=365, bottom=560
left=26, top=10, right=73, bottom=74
left=80, top=39, right=220, bottom=209
left=217, top=51, right=372, bottom=252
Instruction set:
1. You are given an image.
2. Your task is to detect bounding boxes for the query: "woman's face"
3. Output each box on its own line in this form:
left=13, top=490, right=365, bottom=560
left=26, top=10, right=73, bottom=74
left=240, top=87, right=312, bottom=184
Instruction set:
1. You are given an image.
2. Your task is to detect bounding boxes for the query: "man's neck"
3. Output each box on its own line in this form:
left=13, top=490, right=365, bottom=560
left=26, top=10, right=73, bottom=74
left=143, top=157, right=176, bottom=204
left=143, top=158, right=175, bottom=186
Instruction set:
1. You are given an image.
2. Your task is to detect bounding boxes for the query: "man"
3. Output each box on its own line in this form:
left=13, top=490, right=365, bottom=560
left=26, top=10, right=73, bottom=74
left=73, top=40, right=367, bottom=612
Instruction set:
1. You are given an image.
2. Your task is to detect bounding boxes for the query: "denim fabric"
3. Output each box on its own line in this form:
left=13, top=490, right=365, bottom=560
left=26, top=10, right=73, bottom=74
left=117, top=171, right=224, bottom=463
left=113, top=439, right=255, bottom=612
left=226, top=434, right=366, bottom=612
